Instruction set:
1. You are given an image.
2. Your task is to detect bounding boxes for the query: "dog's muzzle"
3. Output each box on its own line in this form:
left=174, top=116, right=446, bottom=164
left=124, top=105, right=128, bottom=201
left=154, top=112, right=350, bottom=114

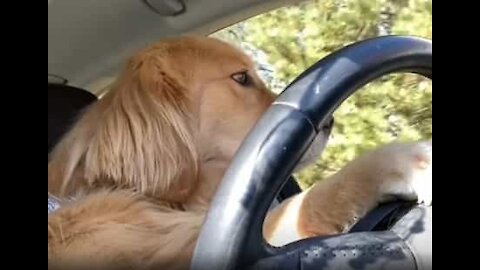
left=294, top=115, right=334, bottom=172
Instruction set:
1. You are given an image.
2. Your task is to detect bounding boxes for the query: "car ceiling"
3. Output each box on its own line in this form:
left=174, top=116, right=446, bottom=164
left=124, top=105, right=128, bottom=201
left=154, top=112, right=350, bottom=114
left=48, top=0, right=301, bottom=95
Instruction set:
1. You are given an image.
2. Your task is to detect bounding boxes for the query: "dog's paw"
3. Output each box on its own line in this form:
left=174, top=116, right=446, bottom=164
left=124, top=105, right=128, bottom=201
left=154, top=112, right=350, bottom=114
left=371, top=140, right=432, bottom=206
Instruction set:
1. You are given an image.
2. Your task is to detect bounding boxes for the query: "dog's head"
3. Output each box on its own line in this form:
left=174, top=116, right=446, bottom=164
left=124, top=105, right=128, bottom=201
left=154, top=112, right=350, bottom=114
left=48, top=36, right=332, bottom=203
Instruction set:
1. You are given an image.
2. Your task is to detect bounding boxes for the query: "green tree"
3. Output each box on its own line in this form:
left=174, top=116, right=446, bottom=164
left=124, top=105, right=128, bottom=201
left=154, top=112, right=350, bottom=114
left=213, top=0, right=432, bottom=188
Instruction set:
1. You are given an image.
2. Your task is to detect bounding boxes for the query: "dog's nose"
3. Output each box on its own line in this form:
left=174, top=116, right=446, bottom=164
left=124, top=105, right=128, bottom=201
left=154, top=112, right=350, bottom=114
left=321, top=116, right=335, bottom=131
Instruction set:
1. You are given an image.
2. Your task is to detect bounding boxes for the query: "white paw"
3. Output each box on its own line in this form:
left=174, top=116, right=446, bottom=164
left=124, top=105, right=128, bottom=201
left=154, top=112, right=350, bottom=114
left=378, top=140, right=432, bottom=206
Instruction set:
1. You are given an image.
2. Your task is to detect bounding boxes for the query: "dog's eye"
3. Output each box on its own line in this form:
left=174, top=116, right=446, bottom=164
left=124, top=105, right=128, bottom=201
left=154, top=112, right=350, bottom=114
left=231, top=71, right=250, bottom=86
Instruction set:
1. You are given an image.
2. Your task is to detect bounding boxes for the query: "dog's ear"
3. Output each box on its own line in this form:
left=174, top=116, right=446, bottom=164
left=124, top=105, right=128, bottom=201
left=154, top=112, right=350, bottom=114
left=48, top=54, right=199, bottom=203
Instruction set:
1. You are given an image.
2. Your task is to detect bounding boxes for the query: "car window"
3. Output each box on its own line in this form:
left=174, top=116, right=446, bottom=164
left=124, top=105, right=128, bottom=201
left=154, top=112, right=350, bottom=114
left=211, top=0, right=432, bottom=188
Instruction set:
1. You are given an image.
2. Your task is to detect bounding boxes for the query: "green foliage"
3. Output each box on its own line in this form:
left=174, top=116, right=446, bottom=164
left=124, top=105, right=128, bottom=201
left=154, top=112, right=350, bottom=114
left=212, top=0, right=432, bottom=189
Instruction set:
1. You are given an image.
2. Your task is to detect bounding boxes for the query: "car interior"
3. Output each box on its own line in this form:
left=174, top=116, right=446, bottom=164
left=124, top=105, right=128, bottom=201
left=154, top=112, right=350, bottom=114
left=48, top=1, right=431, bottom=269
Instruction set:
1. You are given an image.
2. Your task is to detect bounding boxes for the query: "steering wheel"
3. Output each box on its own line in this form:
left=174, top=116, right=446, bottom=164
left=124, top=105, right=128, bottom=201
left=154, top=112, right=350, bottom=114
left=191, top=36, right=432, bottom=270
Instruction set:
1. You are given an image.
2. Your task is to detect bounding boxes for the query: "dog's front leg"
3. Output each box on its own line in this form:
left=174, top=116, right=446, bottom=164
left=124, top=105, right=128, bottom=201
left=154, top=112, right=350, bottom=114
left=264, top=140, right=432, bottom=246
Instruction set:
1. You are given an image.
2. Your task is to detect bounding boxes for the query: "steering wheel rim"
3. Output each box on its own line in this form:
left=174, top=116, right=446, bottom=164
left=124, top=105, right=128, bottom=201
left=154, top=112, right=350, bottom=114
left=191, top=35, right=432, bottom=270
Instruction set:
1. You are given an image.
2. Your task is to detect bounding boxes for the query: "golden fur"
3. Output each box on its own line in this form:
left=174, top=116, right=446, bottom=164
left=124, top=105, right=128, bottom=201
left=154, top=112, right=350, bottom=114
left=48, top=36, right=432, bottom=269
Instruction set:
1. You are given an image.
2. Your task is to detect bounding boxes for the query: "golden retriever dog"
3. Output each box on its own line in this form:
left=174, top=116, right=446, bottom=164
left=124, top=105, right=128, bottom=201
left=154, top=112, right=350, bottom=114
left=48, top=36, right=432, bottom=269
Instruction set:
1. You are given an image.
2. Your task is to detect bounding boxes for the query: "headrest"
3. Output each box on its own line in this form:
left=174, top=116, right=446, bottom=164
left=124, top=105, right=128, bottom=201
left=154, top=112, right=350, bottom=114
left=48, top=84, right=97, bottom=154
